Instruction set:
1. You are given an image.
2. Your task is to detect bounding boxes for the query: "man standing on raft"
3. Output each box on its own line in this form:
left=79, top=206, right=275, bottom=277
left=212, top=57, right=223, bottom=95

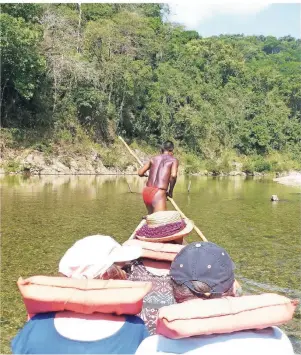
left=138, top=141, right=179, bottom=214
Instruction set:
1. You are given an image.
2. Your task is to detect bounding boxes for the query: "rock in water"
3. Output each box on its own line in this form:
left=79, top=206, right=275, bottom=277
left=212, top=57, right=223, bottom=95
left=271, top=195, right=279, bottom=201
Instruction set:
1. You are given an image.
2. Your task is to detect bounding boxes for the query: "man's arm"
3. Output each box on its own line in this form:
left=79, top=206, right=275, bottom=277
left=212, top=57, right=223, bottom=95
left=167, top=159, right=179, bottom=198
left=138, top=160, right=151, bottom=177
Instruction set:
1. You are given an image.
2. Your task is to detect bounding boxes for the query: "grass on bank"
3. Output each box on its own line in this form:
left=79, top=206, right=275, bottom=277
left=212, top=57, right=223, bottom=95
left=1, top=128, right=300, bottom=174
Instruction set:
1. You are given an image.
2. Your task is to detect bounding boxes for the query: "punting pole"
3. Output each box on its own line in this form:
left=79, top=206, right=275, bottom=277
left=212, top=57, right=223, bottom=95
left=119, top=136, right=143, bottom=166
left=126, top=181, right=133, bottom=193
left=118, top=136, right=208, bottom=242
left=188, top=181, right=191, bottom=193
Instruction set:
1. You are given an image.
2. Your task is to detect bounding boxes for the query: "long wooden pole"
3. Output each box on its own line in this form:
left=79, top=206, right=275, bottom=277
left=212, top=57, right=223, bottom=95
left=118, top=136, right=208, bottom=242
left=119, top=136, right=143, bottom=166
left=167, top=198, right=207, bottom=241
left=188, top=181, right=191, bottom=193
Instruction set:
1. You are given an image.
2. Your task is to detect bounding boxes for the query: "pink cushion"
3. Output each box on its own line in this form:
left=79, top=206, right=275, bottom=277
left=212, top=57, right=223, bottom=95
left=157, top=293, right=299, bottom=339
left=123, top=240, right=184, bottom=261
left=18, top=276, right=152, bottom=316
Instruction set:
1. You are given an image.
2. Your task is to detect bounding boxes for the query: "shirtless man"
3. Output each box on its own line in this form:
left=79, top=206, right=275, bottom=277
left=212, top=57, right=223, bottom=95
left=138, top=141, right=179, bottom=214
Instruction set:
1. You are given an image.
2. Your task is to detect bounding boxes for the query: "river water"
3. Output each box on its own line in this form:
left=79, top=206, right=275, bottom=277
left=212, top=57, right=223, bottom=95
left=1, top=174, right=300, bottom=353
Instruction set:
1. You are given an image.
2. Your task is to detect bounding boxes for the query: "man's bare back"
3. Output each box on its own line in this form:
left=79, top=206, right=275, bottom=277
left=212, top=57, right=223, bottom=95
left=138, top=141, right=179, bottom=214
left=147, top=154, right=178, bottom=190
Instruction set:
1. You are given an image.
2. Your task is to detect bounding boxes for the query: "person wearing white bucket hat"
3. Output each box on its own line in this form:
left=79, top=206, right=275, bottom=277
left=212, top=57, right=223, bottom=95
left=59, top=235, right=142, bottom=279
left=11, top=236, right=148, bottom=354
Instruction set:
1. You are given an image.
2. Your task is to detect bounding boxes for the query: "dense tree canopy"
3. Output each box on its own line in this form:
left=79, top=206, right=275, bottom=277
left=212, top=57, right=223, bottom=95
left=1, top=3, right=300, bottom=165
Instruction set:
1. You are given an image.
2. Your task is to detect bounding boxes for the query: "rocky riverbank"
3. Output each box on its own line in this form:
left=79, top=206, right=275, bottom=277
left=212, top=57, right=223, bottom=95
left=0, top=146, right=145, bottom=176
left=0, top=148, right=298, bottom=179
left=0, top=151, right=139, bottom=175
left=273, top=172, right=301, bottom=187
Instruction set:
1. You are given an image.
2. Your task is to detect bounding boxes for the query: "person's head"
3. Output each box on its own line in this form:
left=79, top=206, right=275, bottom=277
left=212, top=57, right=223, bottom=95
left=161, top=141, right=174, bottom=154
left=170, top=242, right=236, bottom=303
left=59, top=235, right=142, bottom=280
left=101, top=263, right=127, bottom=280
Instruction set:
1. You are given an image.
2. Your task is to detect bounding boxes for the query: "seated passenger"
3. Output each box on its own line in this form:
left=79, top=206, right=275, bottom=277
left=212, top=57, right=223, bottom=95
left=126, top=211, right=194, bottom=335
left=126, top=257, right=174, bottom=336
left=11, top=236, right=148, bottom=354
left=136, top=242, right=295, bottom=355
left=59, top=235, right=142, bottom=279
left=12, top=311, right=149, bottom=354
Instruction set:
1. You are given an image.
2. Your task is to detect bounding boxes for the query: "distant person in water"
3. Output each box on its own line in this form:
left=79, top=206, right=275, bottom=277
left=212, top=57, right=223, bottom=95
left=138, top=141, right=179, bottom=214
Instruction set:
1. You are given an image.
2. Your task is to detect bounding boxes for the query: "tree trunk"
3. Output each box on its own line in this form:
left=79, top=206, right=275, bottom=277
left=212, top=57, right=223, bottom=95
left=118, top=87, right=125, bottom=132
left=0, top=79, right=9, bottom=109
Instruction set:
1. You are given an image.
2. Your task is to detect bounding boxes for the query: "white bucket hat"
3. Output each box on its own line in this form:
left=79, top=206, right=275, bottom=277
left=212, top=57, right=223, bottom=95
left=59, top=235, right=142, bottom=279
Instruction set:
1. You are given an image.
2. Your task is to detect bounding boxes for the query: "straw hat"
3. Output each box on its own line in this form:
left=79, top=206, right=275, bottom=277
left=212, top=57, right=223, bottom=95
left=147, top=211, right=182, bottom=226
left=59, top=235, right=142, bottom=279
left=135, top=211, right=194, bottom=243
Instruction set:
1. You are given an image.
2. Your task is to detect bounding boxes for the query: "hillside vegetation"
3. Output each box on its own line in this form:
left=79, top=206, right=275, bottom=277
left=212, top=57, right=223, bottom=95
left=1, top=4, right=300, bottom=174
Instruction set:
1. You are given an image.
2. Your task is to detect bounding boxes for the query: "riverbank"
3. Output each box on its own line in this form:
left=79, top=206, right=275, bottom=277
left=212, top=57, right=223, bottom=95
left=0, top=141, right=145, bottom=176
left=1, top=133, right=300, bottom=178
left=0, top=149, right=274, bottom=177
left=273, top=172, right=301, bottom=187
left=0, top=147, right=299, bottom=179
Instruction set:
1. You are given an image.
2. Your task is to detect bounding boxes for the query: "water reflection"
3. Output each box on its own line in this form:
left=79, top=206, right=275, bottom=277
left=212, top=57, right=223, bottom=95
left=0, top=175, right=147, bottom=199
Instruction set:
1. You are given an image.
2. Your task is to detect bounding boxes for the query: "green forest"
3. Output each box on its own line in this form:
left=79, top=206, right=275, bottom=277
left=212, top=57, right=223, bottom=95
left=1, top=3, right=301, bottom=174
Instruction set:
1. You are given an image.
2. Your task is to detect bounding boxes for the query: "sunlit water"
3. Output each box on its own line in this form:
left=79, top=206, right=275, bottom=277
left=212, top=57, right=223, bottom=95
left=1, top=175, right=300, bottom=353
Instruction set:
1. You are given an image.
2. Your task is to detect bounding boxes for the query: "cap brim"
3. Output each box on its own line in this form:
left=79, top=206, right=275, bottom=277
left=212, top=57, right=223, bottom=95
left=183, top=276, right=235, bottom=296
left=136, top=219, right=194, bottom=243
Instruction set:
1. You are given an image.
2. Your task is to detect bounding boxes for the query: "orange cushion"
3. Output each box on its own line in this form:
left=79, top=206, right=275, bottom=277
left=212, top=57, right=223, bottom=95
left=157, top=293, right=299, bottom=339
left=18, top=276, right=152, bottom=316
left=123, top=239, right=184, bottom=261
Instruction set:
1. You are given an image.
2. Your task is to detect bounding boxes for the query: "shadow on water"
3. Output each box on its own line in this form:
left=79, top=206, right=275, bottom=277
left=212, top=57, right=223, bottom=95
left=271, top=199, right=292, bottom=203
left=1, top=174, right=300, bottom=353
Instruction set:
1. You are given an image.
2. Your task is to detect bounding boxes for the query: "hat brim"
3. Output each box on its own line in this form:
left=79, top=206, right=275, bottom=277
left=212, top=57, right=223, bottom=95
left=184, top=275, right=235, bottom=296
left=136, top=219, right=194, bottom=243
left=109, top=245, right=142, bottom=263
left=75, top=245, right=142, bottom=279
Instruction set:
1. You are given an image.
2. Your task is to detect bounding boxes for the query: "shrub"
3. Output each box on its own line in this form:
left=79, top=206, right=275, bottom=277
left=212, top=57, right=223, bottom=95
left=205, top=159, right=220, bottom=174
left=31, top=142, right=53, bottom=154
left=253, top=158, right=272, bottom=172
left=101, top=150, right=119, bottom=168
left=242, top=156, right=272, bottom=173
left=242, top=159, right=255, bottom=173
left=54, top=129, right=73, bottom=144
left=4, top=159, right=21, bottom=173
left=0, top=129, right=15, bottom=149
left=205, top=157, right=231, bottom=174
left=183, top=153, right=202, bottom=174
left=266, top=152, right=301, bottom=172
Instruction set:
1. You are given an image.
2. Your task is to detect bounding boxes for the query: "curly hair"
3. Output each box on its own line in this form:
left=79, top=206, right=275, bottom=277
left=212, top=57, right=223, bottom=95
left=171, top=279, right=235, bottom=303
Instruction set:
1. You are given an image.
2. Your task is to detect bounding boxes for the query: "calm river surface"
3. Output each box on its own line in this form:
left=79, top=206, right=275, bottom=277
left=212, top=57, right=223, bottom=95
left=1, top=174, right=300, bottom=353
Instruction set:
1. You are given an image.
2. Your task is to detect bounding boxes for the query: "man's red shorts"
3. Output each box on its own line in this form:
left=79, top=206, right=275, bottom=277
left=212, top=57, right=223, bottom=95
left=142, top=186, right=160, bottom=205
